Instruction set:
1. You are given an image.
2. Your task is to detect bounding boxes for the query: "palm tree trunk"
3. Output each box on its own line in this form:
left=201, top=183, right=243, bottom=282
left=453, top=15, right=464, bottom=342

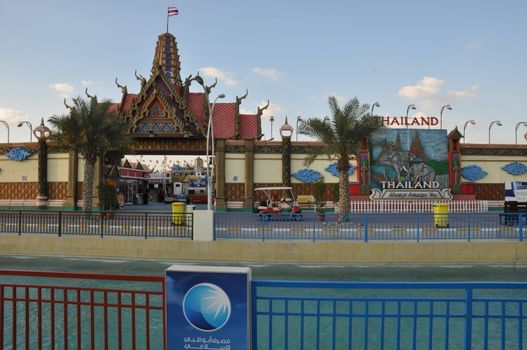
left=339, top=172, right=351, bottom=213
left=83, top=161, right=95, bottom=213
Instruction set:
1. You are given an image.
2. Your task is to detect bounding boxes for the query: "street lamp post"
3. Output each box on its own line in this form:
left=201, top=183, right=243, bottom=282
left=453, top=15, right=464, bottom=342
left=295, top=116, right=302, bottom=141
left=206, top=94, right=226, bottom=210
left=0, top=120, right=9, bottom=143
left=371, top=102, right=380, bottom=116
left=488, top=120, right=502, bottom=144
left=18, top=121, right=33, bottom=142
left=406, top=104, right=416, bottom=149
left=269, top=116, right=275, bottom=140
left=515, top=122, right=527, bottom=144
left=439, top=105, right=452, bottom=130
left=462, top=120, right=476, bottom=143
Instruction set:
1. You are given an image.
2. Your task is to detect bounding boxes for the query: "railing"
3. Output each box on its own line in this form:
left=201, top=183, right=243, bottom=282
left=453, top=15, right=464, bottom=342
left=0, top=270, right=165, bottom=350
left=252, top=280, right=527, bottom=350
left=0, top=210, right=193, bottom=239
left=214, top=212, right=525, bottom=241
left=2, top=271, right=526, bottom=350
left=351, top=200, right=488, bottom=213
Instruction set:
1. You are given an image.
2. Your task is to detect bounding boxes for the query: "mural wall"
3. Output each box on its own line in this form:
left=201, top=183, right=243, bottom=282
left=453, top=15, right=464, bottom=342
left=369, top=129, right=450, bottom=200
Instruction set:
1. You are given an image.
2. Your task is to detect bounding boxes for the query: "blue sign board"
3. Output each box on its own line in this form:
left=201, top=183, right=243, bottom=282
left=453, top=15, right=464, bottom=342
left=166, top=265, right=251, bottom=350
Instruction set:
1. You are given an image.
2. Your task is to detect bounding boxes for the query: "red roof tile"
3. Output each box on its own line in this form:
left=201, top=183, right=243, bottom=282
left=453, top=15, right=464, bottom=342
left=187, top=92, right=206, bottom=124
left=121, top=94, right=137, bottom=113
left=109, top=103, right=120, bottom=113
left=212, top=103, right=236, bottom=139
left=239, top=114, right=259, bottom=139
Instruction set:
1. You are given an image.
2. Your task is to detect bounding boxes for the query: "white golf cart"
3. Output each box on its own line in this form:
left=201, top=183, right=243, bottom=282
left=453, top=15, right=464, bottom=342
left=254, top=186, right=302, bottom=221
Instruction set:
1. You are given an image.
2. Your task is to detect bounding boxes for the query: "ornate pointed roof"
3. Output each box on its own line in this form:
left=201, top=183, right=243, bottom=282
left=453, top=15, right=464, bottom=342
left=112, top=33, right=264, bottom=141
left=152, top=33, right=182, bottom=86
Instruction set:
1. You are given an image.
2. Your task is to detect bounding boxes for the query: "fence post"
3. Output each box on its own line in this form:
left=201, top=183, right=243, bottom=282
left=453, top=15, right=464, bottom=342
left=100, top=214, right=104, bottom=238
left=17, top=210, right=22, bottom=235
left=144, top=212, right=148, bottom=240
left=519, top=214, right=523, bottom=242
left=58, top=211, right=62, bottom=237
left=416, top=214, right=420, bottom=243
left=464, top=287, right=473, bottom=349
left=467, top=213, right=471, bottom=242
left=313, top=215, right=317, bottom=242
left=364, top=213, right=368, bottom=242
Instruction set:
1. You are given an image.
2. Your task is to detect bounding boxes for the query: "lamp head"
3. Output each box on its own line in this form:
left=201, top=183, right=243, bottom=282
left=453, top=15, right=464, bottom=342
left=297, top=115, right=302, bottom=121
left=497, top=121, right=503, bottom=126
left=469, top=120, right=476, bottom=125
left=218, top=93, right=226, bottom=99
left=270, top=115, right=275, bottom=122
left=17, top=122, right=23, bottom=127
left=447, top=105, right=453, bottom=111
left=373, top=102, right=381, bottom=108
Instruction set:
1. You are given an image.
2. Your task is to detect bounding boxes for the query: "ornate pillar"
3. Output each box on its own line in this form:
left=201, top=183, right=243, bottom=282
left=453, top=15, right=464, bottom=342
left=215, top=139, right=227, bottom=210
left=357, top=139, right=371, bottom=196
left=448, top=127, right=463, bottom=195
left=64, top=150, right=78, bottom=209
left=280, top=118, right=294, bottom=187
left=243, top=140, right=255, bottom=209
left=33, top=119, right=51, bottom=208
left=93, top=156, right=102, bottom=209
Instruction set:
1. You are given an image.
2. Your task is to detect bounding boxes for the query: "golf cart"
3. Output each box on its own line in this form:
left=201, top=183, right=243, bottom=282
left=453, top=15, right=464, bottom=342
left=254, top=187, right=302, bottom=221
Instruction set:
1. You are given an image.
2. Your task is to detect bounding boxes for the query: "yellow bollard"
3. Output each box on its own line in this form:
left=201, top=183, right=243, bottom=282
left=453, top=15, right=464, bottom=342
left=432, top=203, right=449, bottom=228
left=172, top=202, right=186, bottom=225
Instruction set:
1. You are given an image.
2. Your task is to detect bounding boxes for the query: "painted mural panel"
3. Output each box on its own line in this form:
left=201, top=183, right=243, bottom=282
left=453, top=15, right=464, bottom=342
left=369, top=129, right=450, bottom=200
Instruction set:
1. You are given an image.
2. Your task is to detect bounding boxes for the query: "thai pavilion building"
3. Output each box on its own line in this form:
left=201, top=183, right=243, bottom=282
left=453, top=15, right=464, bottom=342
left=0, top=32, right=527, bottom=210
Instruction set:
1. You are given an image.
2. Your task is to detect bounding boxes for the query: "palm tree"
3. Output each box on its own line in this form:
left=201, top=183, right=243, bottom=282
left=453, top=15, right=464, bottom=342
left=48, top=96, right=130, bottom=213
left=298, top=96, right=384, bottom=213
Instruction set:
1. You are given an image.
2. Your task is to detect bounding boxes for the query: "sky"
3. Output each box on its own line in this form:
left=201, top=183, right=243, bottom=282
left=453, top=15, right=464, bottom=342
left=1, top=0, right=527, bottom=146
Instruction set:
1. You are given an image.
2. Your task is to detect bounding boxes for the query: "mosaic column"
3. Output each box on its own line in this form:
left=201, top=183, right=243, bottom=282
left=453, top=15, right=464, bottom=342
left=243, top=140, right=255, bottom=209
left=357, top=139, right=371, bottom=196
left=93, top=156, right=102, bottom=209
left=280, top=119, right=294, bottom=187
left=64, top=151, right=78, bottom=209
left=448, top=127, right=463, bottom=195
left=215, top=139, right=227, bottom=210
left=33, top=119, right=52, bottom=208
left=281, top=138, right=291, bottom=187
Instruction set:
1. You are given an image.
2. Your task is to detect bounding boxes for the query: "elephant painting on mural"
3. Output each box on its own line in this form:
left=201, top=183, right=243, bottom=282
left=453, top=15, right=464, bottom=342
left=376, top=147, right=416, bottom=180
left=408, top=163, right=436, bottom=183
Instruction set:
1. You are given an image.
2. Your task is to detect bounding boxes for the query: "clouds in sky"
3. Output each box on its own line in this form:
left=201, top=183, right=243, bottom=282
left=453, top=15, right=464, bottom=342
left=49, top=83, right=75, bottom=98
left=398, top=76, right=477, bottom=110
left=449, top=85, right=478, bottom=98
left=0, top=106, right=27, bottom=123
left=252, top=67, right=281, bottom=80
left=199, top=67, right=237, bottom=86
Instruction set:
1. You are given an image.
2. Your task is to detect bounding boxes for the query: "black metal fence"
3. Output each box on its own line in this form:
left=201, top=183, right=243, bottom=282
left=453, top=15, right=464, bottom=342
left=0, top=211, right=193, bottom=239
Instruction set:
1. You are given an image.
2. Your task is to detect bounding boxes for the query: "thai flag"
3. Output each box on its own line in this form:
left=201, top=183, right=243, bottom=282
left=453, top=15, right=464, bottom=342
left=168, top=6, right=179, bottom=17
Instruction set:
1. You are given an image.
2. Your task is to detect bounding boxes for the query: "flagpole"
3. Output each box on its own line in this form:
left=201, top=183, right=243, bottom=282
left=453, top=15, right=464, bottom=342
left=166, top=7, right=169, bottom=33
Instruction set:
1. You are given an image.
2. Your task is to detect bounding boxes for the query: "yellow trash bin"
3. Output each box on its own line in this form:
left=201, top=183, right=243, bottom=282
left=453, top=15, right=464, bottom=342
left=432, top=203, right=449, bottom=228
left=172, top=202, right=185, bottom=226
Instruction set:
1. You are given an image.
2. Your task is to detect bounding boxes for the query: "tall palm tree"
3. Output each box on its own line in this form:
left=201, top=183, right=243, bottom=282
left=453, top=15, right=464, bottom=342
left=298, top=96, right=384, bottom=213
left=48, top=96, right=130, bottom=213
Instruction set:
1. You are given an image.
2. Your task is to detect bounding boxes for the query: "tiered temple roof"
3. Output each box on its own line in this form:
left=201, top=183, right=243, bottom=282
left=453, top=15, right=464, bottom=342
left=111, top=33, right=265, bottom=140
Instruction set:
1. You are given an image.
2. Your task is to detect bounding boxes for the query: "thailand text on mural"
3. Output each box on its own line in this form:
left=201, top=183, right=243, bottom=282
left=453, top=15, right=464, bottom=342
left=380, top=116, right=439, bottom=127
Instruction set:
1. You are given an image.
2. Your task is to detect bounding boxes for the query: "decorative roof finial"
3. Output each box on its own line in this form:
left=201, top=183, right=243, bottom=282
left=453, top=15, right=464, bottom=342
left=115, top=78, right=127, bottom=95
left=257, top=100, right=270, bottom=116
left=134, top=70, right=146, bottom=87
left=63, top=98, right=72, bottom=110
